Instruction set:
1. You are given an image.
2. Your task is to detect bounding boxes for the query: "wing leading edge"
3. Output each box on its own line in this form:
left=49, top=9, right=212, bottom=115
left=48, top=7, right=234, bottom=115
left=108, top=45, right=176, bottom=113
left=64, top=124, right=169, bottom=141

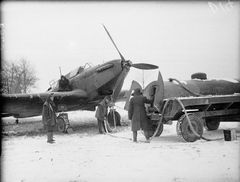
left=2, top=89, right=88, bottom=118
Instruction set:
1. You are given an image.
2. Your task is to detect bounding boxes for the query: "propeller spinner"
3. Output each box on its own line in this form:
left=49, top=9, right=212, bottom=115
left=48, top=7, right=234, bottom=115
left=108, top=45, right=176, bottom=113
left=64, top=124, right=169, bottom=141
left=102, top=24, right=158, bottom=70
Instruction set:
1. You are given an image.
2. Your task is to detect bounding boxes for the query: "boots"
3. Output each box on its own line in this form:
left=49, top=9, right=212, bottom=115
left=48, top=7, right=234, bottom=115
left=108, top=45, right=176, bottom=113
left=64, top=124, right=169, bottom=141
left=98, top=119, right=105, bottom=134
left=47, top=132, right=55, bottom=143
left=144, top=130, right=150, bottom=143
left=133, top=131, right=137, bottom=142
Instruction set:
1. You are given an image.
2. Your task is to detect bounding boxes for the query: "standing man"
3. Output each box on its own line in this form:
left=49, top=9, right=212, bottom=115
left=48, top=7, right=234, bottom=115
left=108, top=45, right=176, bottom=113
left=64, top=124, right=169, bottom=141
left=128, top=88, right=152, bottom=143
left=95, top=96, right=110, bottom=134
left=42, top=93, right=57, bottom=143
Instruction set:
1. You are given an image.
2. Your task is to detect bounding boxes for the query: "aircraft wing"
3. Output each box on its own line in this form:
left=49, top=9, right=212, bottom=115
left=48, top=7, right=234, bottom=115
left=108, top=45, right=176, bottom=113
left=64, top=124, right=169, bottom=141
left=2, top=89, right=88, bottom=118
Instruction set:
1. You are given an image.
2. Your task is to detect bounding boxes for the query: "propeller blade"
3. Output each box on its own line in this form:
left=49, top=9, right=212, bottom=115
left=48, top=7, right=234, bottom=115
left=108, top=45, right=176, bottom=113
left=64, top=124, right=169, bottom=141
left=153, top=71, right=164, bottom=109
left=102, top=24, right=126, bottom=61
left=111, top=67, right=129, bottom=102
left=132, top=63, right=159, bottom=70
left=124, top=80, right=142, bottom=110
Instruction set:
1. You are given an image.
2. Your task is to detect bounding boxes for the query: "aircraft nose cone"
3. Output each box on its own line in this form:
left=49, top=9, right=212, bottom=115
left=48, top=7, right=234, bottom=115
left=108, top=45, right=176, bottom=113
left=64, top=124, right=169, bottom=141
left=121, top=60, right=132, bottom=68
left=127, top=60, right=132, bottom=65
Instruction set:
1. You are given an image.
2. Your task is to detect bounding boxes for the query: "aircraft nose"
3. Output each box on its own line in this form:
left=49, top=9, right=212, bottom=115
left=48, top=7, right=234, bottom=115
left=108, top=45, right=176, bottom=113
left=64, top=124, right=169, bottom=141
left=127, top=60, right=132, bottom=65
left=121, top=60, right=132, bottom=68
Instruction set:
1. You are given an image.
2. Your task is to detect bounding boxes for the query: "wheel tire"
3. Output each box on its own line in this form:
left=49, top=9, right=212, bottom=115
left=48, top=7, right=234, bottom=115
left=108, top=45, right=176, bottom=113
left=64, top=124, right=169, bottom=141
left=204, top=119, right=220, bottom=131
left=107, top=110, right=121, bottom=126
left=179, top=114, right=203, bottom=142
left=152, top=122, right=163, bottom=137
left=56, top=117, right=66, bottom=133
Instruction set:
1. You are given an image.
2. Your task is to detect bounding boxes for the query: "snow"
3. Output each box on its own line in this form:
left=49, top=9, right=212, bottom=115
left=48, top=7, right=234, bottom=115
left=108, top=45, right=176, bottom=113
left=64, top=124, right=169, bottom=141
left=1, top=112, right=240, bottom=182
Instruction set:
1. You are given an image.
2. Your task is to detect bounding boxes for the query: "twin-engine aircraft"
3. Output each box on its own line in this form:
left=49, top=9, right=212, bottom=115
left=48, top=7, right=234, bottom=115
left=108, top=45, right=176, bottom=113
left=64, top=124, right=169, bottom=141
left=1, top=25, right=158, bottom=129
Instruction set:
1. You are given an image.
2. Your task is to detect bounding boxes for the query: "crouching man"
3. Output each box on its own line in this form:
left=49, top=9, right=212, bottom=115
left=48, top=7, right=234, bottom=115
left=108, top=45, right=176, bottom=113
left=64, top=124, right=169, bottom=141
left=95, top=96, right=111, bottom=134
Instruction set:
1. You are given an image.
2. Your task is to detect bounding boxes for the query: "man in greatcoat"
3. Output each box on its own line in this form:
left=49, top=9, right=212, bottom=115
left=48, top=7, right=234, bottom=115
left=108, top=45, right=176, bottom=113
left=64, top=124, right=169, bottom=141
left=95, top=96, right=110, bottom=134
left=128, top=88, right=152, bottom=142
left=42, top=93, right=57, bottom=143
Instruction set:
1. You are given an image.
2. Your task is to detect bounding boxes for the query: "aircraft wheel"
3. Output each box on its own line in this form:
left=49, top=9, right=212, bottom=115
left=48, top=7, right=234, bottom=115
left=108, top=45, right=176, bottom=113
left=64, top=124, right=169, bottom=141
left=56, top=116, right=66, bottom=133
left=178, top=114, right=203, bottom=142
left=107, top=110, right=121, bottom=126
left=204, top=119, right=220, bottom=131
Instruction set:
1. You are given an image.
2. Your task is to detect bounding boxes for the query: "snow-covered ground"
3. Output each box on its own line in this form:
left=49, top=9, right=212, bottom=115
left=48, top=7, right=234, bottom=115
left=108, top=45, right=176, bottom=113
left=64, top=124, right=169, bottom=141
left=1, top=111, right=240, bottom=182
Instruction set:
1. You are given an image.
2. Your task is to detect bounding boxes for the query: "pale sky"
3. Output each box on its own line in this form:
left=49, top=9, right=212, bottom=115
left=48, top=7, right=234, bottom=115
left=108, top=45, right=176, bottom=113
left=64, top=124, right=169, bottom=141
left=2, top=1, right=240, bottom=92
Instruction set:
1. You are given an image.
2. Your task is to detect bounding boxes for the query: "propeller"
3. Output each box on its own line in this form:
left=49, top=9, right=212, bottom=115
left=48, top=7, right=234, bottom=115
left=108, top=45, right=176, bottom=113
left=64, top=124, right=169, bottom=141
left=102, top=24, right=158, bottom=70
left=102, top=24, right=126, bottom=62
left=132, top=63, right=158, bottom=70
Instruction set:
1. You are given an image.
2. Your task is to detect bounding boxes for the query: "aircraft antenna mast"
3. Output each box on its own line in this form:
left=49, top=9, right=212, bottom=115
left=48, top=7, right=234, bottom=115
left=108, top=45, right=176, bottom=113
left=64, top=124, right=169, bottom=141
left=59, top=67, right=62, bottom=76
left=142, top=70, right=145, bottom=89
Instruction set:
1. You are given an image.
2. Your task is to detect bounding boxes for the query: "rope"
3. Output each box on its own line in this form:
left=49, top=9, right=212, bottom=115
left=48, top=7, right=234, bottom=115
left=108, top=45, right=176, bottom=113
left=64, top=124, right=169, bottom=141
left=105, top=107, right=117, bottom=132
left=175, top=98, right=212, bottom=141
left=112, top=108, right=117, bottom=130
left=103, top=108, right=132, bottom=141
left=169, top=78, right=201, bottom=97
left=103, top=95, right=223, bottom=142
left=103, top=119, right=132, bottom=141
left=167, top=78, right=224, bottom=141
left=150, top=97, right=223, bottom=142
left=149, top=99, right=171, bottom=141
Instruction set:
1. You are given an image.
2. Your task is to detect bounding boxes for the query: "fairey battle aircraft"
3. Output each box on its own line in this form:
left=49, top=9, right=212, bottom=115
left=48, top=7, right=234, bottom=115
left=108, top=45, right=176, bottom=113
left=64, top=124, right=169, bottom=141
left=1, top=25, right=158, bottom=131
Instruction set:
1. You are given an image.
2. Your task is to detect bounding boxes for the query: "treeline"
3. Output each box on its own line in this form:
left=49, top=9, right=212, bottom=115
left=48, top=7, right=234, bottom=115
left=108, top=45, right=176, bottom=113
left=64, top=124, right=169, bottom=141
left=1, top=59, right=38, bottom=94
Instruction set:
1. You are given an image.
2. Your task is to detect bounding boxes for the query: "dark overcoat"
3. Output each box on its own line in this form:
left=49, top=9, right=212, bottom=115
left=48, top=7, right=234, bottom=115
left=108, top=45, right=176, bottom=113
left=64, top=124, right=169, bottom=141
left=95, top=100, right=108, bottom=121
left=128, top=94, right=151, bottom=132
left=42, top=101, right=56, bottom=128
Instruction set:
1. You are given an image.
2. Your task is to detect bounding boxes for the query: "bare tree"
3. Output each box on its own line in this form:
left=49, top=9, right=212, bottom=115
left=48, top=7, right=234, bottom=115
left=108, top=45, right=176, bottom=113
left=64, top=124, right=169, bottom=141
left=1, top=61, right=14, bottom=93
left=1, top=59, right=38, bottom=94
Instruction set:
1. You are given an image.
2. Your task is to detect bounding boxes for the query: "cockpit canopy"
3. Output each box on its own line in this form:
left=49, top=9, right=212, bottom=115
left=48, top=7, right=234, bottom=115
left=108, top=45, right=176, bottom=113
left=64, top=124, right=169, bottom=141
left=65, top=66, right=84, bottom=79
left=48, top=63, right=92, bottom=91
left=65, top=63, right=92, bottom=79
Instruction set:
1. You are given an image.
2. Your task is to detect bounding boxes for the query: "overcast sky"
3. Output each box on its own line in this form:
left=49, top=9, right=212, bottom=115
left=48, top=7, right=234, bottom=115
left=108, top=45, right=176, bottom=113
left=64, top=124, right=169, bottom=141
left=2, top=1, right=240, bottom=92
